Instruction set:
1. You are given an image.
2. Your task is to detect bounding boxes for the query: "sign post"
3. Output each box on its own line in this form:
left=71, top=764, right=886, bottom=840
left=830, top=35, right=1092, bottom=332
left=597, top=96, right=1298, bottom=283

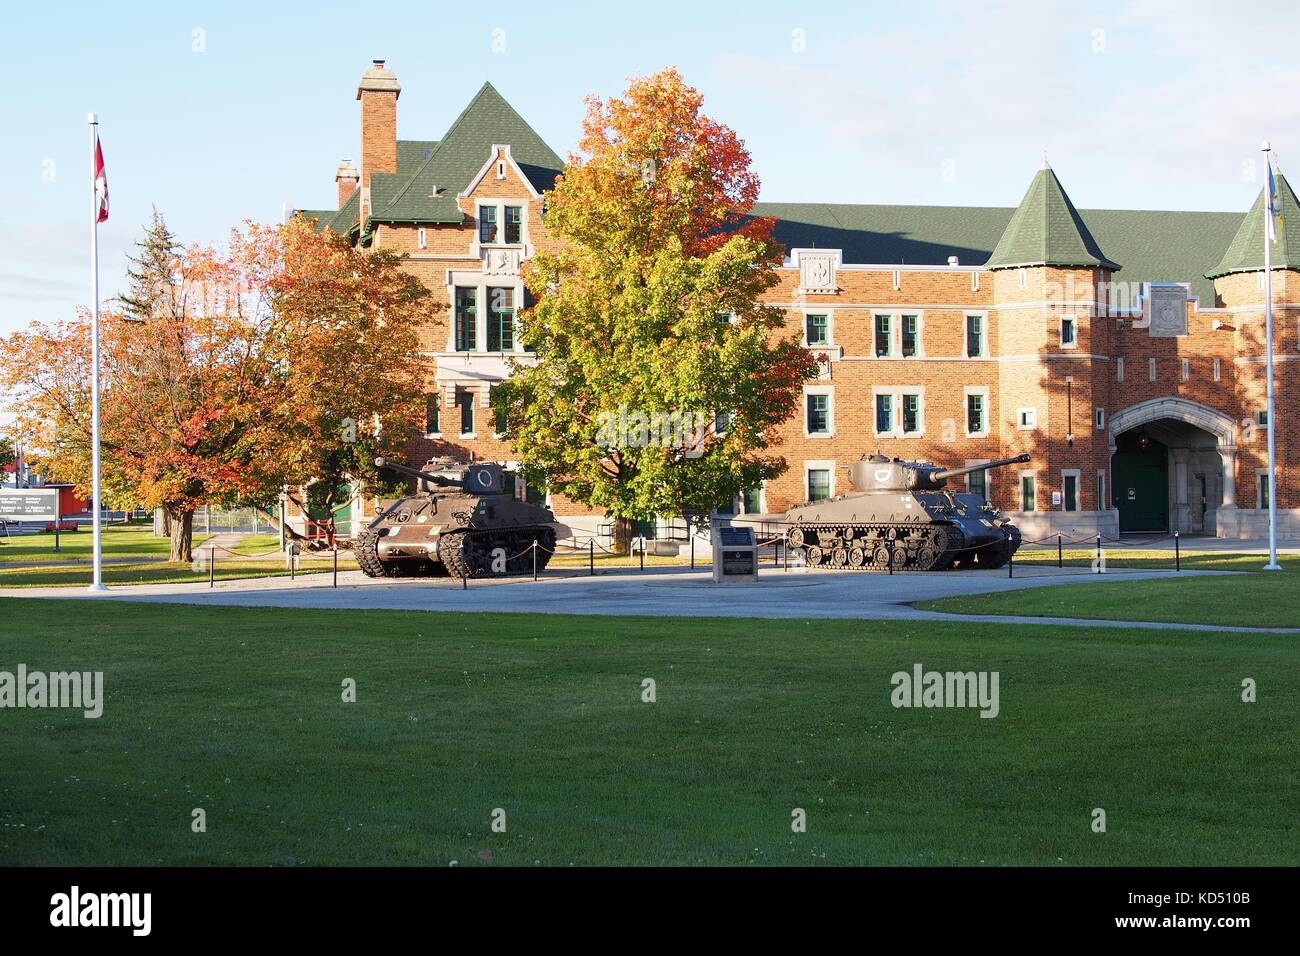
left=0, top=490, right=61, bottom=553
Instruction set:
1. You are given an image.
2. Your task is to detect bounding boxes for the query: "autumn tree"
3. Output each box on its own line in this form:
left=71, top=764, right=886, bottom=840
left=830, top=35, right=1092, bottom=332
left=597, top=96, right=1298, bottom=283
left=0, top=436, right=14, bottom=471
left=0, top=213, right=433, bottom=561
left=507, top=69, right=816, bottom=550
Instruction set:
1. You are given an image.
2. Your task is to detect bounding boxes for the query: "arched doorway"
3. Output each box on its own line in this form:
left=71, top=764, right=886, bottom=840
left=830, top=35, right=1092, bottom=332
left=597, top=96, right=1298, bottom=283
left=1109, top=398, right=1237, bottom=536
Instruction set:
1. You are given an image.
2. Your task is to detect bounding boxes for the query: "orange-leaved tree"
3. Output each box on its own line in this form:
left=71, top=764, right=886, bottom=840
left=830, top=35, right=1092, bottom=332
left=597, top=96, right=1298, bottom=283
left=506, top=68, right=817, bottom=550
left=0, top=212, right=434, bottom=560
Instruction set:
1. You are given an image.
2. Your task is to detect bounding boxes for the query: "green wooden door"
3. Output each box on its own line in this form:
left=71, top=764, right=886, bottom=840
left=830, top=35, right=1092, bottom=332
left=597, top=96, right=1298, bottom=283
left=1112, top=434, right=1168, bottom=532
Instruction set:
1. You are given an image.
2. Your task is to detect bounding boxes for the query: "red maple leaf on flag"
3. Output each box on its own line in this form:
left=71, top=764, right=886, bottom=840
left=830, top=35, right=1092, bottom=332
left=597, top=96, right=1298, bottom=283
left=94, top=136, right=109, bottom=223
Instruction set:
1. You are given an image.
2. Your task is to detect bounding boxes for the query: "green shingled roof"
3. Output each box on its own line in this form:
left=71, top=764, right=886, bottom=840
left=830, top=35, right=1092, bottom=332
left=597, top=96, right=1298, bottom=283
left=753, top=203, right=1242, bottom=304
left=984, top=164, right=1120, bottom=271
left=1206, top=172, right=1300, bottom=278
left=368, top=82, right=563, bottom=226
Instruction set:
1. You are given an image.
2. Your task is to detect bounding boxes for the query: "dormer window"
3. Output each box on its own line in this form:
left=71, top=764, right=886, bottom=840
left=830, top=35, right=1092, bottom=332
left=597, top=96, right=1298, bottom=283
left=504, top=206, right=523, bottom=244
left=479, top=206, right=498, bottom=244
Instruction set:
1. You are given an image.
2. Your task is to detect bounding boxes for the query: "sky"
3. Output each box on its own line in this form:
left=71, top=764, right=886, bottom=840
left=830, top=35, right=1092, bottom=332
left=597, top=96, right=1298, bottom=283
left=2, top=0, right=1298, bottom=341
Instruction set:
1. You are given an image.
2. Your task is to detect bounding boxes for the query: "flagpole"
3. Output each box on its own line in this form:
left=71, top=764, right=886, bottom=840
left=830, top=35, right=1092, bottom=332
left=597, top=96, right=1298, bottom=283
left=88, top=113, right=106, bottom=591
left=1262, top=141, right=1281, bottom=571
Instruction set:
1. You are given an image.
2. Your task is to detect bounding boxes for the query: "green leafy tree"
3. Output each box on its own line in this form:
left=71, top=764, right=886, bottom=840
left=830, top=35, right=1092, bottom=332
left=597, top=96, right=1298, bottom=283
left=507, top=69, right=816, bottom=550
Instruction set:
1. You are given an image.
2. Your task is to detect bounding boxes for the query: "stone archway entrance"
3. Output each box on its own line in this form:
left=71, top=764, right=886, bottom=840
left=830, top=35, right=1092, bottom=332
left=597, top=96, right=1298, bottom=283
left=1109, top=398, right=1237, bottom=536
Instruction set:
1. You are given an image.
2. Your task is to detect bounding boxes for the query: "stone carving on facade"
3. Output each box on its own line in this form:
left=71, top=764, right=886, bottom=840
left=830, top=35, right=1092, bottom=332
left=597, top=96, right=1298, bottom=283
left=797, top=251, right=839, bottom=295
left=1145, top=283, right=1189, bottom=337
left=483, top=248, right=521, bottom=277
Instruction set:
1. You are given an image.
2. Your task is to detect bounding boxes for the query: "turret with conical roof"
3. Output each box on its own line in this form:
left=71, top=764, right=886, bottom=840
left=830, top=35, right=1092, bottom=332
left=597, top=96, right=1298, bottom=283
left=1206, top=170, right=1300, bottom=279
left=986, top=157, right=1120, bottom=272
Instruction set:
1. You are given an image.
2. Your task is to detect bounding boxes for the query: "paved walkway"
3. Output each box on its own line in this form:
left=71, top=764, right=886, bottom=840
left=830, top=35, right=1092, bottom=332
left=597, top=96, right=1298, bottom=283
left=3, top=564, right=1294, bottom=634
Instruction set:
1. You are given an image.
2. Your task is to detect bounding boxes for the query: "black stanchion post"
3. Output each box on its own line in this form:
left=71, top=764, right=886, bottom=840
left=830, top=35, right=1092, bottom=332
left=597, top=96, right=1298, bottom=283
left=1008, top=533, right=1014, bottom=579
left=54, top=513, right=61, bottom=553
left=333, top=545, right=338, bottom=588
left=533, top=539, right=539, bottom=581
left=589, top=539, right=594, bottom=576
left=1095, top=534, right=1102, bottom=574
left=784, top=535, right=789, bottom=572
left=887, top=536, right=894, bottom=576
left=1175, top=531, right=1180, bottom=572
left=690, top=535, right=695, bottom=570
left=639, top=539, right=644, bottom=572
left=209, top=548, right=215, bottom=588
left=460, top=538, right=468, bottom=590
left=1057, top=534, right=1062, bottom=569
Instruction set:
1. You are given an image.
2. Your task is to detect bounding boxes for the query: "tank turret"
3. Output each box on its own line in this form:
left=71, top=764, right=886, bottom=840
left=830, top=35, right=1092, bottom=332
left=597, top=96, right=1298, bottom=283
left=351, top=457, right=565, bottom=579
left=784, top=452, right=1031, bottom=571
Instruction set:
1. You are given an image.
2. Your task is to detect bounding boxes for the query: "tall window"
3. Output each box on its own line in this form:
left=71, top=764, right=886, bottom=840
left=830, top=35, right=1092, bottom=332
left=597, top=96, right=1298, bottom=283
left=806, top=314, right=829, bottom=345
left=1020, top=473, right=1036, bottom=512
left=966, top=315, right=984, bottom=357
left=968, top=467, right=987, bottom=499
left=457, top=390, right=475, bottom=436
left=901, top=393, right=921, bottom=434
left=807, top=394, right=831, bottom=434
left=425, top=394, right=440, bottom=436
left=901, top=315, right=919, bottom=357
left=1063, top=472, right=1079, bottom=511
left=487, top=287, right=515, bottom=351
left=1258, top=472, right=1271, bottom=509
left=504, top=205, right=523, bottom=244
left=875, top=315, right=892, bottom=357
left=875, top=393, right=894, bottom=434
left=454, top=287, right=477, bottom=351
left=741, top=486, right=763, bottom=514
left=478, top=206, right=498, bottom=244
left=966, top=393, right=986, bottom=435
left=1060, top=316, right=1077, bottom=346
left=808, top=469, right=831, bottom=502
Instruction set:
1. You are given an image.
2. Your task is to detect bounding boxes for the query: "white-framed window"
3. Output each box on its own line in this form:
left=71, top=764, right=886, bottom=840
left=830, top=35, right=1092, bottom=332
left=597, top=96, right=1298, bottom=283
left=1213, top=357, right=1222, bottom=381
left=804, top=386, right=833, bottom=437
left=1017, top=407, right=1037, bottom=430
left=1117, top=357, right=1125, bottom=382
left=1060, top=315, right=1077, bottom=348
left=739, top=484, right=765, bottom=515
left=456, top=388, right=476, bottom=439
left=803, top=311, right=832, bottom=346
left=1255, top=408, right=1269, bottom=427
left=873, top=387, right=924, bottom=436
left=966, top=460, right=990, bottom=499
left=874, top=314, right=893, bottom=357
left=1256, top=469, right=1272, bottom=509
left=1019, top=470, right=1037, bottom=512
left=805, top=460, right=835, bottom=502
left=1097, top=469, right=1107, bottom=511
left=964, top=387, right=990, bottom=437
left=448, top=281, right=526, bottom=353
left=1149, top=357, right=1157, bottom=381
left=1061, top=469, right=1081, bottom=512
left=475, top=200, right=527, bottom=246
left=417, top=227, right=428, bottom=250
left=964, top=314, right=988, bottom=358
left=1095, top=407, right=1105, bottom=429
left=900, top=313, right=922, bottom=357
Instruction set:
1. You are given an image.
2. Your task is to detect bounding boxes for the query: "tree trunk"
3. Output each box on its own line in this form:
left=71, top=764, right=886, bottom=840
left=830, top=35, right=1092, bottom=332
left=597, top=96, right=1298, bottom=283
left=168, top=508, right=194, bottom=562
left=612, top=516, right=635, bottom=555
left=161, top=509, right=173, bottom=538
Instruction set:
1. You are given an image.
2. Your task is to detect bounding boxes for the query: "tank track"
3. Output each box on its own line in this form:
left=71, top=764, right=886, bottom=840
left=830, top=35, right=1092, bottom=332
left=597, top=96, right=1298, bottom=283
left=787, top=523, right=964, bottom=572
left=353, top=529, right=447, bottom=578
left=954, top=524, right=1021, bottom=570
left=437, top=527, right=558, bottom=578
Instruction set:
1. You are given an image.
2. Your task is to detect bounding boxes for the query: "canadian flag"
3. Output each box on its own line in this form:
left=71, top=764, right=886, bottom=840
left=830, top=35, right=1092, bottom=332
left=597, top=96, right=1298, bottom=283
left=94, top=134, right=109, bottom=223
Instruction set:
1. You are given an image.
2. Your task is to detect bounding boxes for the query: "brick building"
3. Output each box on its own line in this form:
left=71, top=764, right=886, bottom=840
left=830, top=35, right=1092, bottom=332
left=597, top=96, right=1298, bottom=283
left=298, top=61, right=1300, bottom=542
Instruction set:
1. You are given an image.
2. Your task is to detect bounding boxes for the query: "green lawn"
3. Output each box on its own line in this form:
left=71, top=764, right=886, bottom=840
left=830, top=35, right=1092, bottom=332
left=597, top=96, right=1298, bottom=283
left=921, top=568, right=1299, bottom=628
left=0, top=560, right=346, bottom=589
left=1015, top=547, right=1300, bottom=573
left=0, top=599, right=1294, bottom=866
left=0, top=523, right=211, bottom=563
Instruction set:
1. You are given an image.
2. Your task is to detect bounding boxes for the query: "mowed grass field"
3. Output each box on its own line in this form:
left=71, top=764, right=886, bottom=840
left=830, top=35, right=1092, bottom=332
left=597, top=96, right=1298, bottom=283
left=0, top=598, right=1295, bottom=866
left=921, top=564, right=1300, bottom=628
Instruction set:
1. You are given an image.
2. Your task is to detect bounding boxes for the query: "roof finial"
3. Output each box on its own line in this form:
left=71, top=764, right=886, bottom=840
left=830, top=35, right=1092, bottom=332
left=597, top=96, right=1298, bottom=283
left=1041, top=148, right=1051, bottom=170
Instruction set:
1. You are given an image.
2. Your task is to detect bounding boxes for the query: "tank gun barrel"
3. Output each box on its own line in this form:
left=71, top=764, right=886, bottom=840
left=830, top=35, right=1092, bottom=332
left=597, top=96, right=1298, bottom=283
left=374, top=457, right=464, bottom=488
left=932, top=453, right=1030, bottom=483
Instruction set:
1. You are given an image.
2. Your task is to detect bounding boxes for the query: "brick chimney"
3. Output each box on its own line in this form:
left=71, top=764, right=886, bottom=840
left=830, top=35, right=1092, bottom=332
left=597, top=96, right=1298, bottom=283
left=357, top=60, right=400, bottom=206
left=335, top=159, right=359, bottom=208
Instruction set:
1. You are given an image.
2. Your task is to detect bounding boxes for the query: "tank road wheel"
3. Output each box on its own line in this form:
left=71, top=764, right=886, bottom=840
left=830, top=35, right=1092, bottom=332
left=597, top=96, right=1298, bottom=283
left=788, top=528, right=806, bottom=549
left=437, top=531, right=474, bottom=578
left=848, top=547, right=866, bottom=569
left=830, top=547, right=848, bottom=567
left=806, top=546, right=824, bottom=567
left=353, top=530, right=400, bottom=578
left=914, top=547, right=939, bottom=570
left=872, top=546, right=891, bottom=569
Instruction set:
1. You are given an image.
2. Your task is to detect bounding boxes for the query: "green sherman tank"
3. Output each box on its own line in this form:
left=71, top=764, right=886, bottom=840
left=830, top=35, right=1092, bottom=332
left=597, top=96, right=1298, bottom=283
left=784, top=453, right=1031, bottom=571
left=353, top=457, right=563, bottom=578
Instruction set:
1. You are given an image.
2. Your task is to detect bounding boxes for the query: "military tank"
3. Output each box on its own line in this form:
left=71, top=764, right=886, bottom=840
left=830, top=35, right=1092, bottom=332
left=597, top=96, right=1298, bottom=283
left=784, top=453, right=1031, bottom=571
left=353, top=457, right=562, bottom=578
